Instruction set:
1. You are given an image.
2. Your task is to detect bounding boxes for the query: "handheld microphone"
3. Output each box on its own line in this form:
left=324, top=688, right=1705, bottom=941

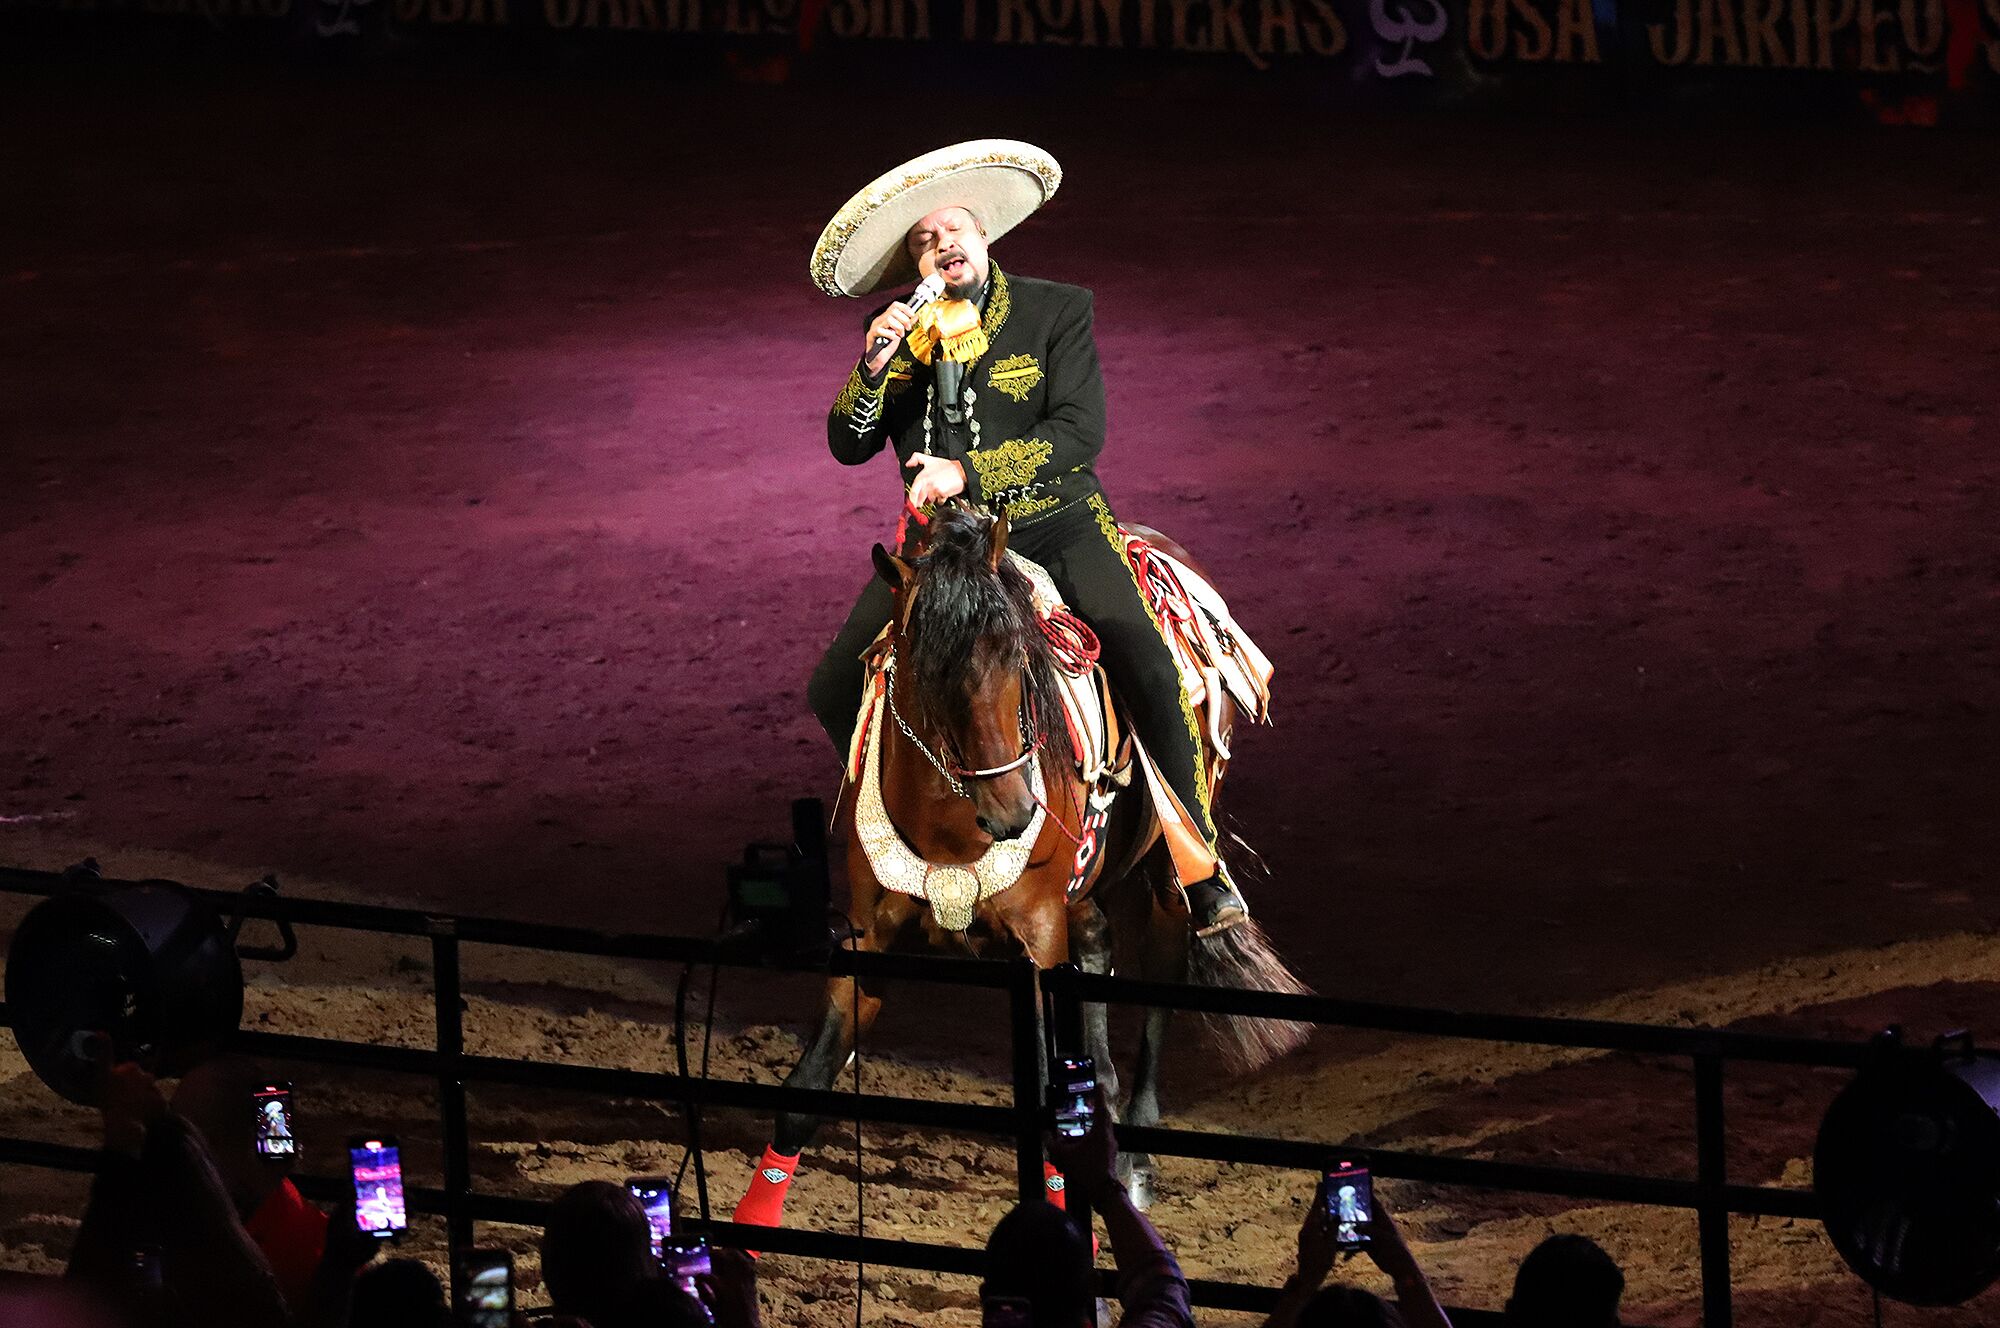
left=870, top=273, right=947, bottom=358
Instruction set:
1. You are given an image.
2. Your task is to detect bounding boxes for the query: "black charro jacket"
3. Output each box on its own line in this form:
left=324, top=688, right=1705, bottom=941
left=825, top=266, right=1108, bottom=528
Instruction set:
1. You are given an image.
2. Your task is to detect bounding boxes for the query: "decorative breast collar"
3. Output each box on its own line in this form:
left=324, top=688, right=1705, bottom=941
left=853, top=685, right=1047, bottom=932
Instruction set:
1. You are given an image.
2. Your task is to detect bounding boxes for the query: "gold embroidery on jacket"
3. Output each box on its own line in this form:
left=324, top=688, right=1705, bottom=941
left=983, top=266, right=1011, bottom=343
left=834, top=364, right=884, bottom=418
left=986, top=353, right=1043, bottom=402
left=884, top=355, right=917, bottom=397
left=970, top=438, right=1052, bottom=493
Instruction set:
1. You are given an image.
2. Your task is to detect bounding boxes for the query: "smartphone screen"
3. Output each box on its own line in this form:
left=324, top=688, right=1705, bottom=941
left=349, top=1137, right=408, bottom=1238
left=456, top=1249, right=513, bottom=1328
left=252, top=1082, right=296, bottom=1160
left=1051, top=1056, right=1097, bottom=1139
left=626, top=1176, right=673, bottom=1261
left=1323, top=1163, right=1372, bottom=1248
left=661, top=1238, right=712, bottom=1280
left=984, top=1295, right=1034, bottom=1328
left=129, top=1245, right=164, bottom=1295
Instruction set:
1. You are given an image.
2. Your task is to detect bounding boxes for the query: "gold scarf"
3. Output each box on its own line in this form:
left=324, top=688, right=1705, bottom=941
left=905, top=298, right=989, bottom=366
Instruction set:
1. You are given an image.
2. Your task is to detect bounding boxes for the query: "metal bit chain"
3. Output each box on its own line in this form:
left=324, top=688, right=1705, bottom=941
left=884, top=654, right=1039, bottom=799
left=885, top=655, right=968, bottom=797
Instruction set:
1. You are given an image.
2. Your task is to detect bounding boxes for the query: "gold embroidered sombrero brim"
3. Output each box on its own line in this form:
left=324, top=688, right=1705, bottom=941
left=809, top=140, right=1062, bottom=298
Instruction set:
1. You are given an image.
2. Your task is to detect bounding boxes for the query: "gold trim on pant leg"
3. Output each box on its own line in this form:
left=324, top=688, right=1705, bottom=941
left=1087, top=493, right=1217, bottom=850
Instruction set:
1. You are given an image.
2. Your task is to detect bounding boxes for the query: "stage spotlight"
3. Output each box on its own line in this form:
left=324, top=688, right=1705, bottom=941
left=1815, top=1027, right=2000, bottom=1306
left=6, top=879, right=244, bottom=1105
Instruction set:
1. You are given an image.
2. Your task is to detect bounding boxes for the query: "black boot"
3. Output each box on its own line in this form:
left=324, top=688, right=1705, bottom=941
left=1185, top=867, right=1248, bottom=938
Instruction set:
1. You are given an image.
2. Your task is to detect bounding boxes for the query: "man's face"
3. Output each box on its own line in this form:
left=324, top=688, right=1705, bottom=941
left=906, top=205, right=989, bottom=298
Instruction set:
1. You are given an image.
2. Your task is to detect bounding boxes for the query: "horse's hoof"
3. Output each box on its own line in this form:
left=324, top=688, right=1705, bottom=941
left=1125, top=1162, right=1158, bottom=1211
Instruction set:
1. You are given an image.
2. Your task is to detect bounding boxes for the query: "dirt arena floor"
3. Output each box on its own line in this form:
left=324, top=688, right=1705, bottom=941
left=3, top=65, right=1998, bottom=1325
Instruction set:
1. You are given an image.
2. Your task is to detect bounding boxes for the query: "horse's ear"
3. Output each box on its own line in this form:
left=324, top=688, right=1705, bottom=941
left=988, top=512, right=1010, bottom=572
left=873, top=543, right=912, bottom=590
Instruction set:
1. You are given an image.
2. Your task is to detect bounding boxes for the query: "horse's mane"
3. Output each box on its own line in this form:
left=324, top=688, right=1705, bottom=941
left=902, top=504, right=1077, bottom=780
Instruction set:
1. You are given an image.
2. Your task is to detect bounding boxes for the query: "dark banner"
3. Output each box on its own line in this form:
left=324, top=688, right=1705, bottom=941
left=9, top=0, right=1999, bottom=120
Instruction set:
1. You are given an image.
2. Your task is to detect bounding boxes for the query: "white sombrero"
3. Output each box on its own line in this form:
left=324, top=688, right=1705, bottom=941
left=809, top=139, right=1063, bottom=299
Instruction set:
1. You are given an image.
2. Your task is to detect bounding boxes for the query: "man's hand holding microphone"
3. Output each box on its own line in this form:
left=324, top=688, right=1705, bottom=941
left=863, top=279, right=966, bottom=509
left=862, top=271, right=944, bottom=377
left=864, top=300, right=918, bottom=378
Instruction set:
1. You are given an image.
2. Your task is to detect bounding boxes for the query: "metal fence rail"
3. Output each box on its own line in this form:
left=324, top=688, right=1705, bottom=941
left=0, top=865, right=1864, bottom=1325
left=1037, top=966, right=1865, bottom=1326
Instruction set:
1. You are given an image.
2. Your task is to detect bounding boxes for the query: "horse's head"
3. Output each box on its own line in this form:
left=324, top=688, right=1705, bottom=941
left=875, top=501, right=1074, bottom=843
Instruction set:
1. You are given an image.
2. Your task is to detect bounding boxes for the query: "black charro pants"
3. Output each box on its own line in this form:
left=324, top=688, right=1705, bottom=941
left=806, top=494, right=1218, bottom=852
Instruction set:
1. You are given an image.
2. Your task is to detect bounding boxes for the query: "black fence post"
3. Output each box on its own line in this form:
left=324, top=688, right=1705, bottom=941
left=430, top=918, right=473, bottom=1299
left=1008, top=957, right=1044, bottom=1205
left=1043, top=963, right=1094, bottom=1238
left=1694, top=1050, right=1732, bottom=1328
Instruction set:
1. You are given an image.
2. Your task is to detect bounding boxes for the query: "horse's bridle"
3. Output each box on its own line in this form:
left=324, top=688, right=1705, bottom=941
left=883, top=654, right=1042, bottom=801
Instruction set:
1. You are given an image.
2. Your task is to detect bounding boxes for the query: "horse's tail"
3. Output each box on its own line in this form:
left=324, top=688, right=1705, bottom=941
left=1185, top=833, right=1313, bottom=1073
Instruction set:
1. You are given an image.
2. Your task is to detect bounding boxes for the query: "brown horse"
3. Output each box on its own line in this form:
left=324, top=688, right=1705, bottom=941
left=742, top=502, right=1305, bottom=1217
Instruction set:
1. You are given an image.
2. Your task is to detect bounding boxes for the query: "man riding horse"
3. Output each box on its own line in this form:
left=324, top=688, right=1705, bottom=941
left=805, top=139, right=1251, bottom=939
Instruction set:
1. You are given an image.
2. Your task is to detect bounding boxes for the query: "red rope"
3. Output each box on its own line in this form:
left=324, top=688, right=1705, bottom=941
left=893, top=501, right=931, bottom=562
left=1128, top=539, right=1195, bottom=625
left=1031, top=782, right=1085, bottom=847
left=1019, top=701, right=1085, bottom=847
left=1040, top=609, right=1100, bottom=676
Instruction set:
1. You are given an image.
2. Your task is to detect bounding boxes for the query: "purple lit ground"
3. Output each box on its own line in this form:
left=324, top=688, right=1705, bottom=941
left=2, top=67, right=1999, bottom=1324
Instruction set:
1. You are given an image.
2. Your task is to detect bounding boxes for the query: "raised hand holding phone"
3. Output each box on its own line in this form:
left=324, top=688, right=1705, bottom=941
left=625, top=1176, right=674, bottom=1261
left=1049, top=1056, right=1097, bottom=1140
left=1359, top=1192, right=1424, bottom=1286
left=455, top=1248, right=513, bottom=1328
left=662, top=1238, right=716, bottom=1325
left=1361, top=1192, right=1454, bottom=1328
left=1292, top=1188, right=1339, bottom=1291
left=699, top=1246, right=763, bottom=1328
left=315, top=1198, right=382, bottom=1284
left=347, top=1135, right=407, bottom=1241
left=1044, top=1080, right=1116, bottom=1179
left=662, top=1238, right=712, bottom=1281
left=983, top=1295, right=1033, bottom=1328
left=253, top=1082, right=296, bottom=1160
left=1323, top=1162, right=1373, bottom=1250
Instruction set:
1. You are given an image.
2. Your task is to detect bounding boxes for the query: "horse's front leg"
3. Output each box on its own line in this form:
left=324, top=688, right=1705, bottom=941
left=775, top=890, right=918, bottom=1149
left=771, top=994, right=863, bottom=1157
left=734, top=891, right=918, bottom=1231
